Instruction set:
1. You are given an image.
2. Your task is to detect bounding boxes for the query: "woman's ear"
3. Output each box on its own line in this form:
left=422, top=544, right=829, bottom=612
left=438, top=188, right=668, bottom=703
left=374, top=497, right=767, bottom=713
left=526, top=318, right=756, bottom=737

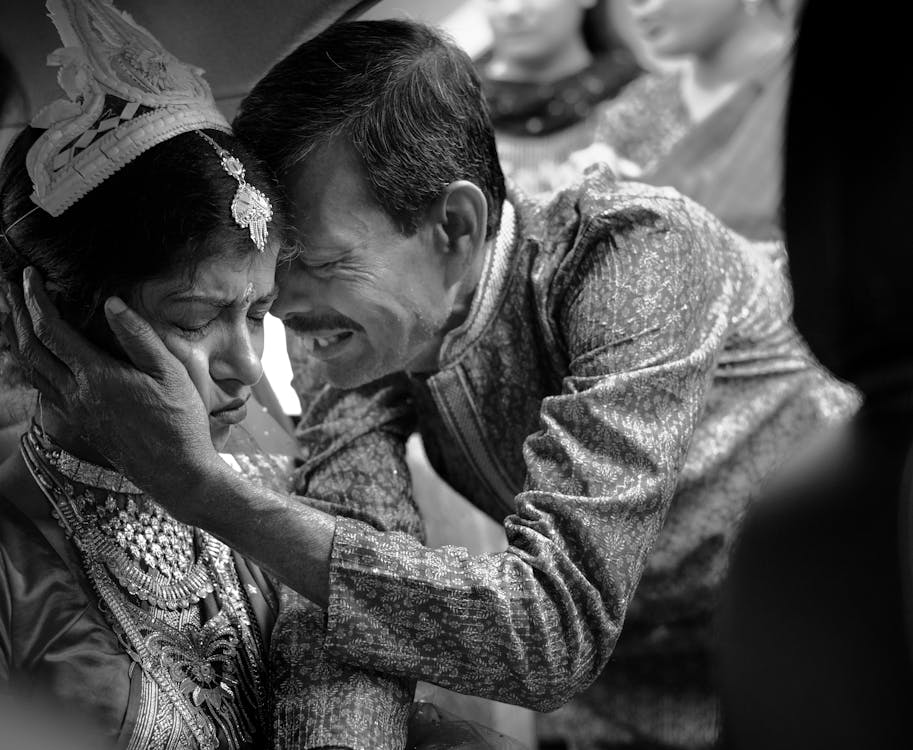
left=428, top=181, right=488, bottom=288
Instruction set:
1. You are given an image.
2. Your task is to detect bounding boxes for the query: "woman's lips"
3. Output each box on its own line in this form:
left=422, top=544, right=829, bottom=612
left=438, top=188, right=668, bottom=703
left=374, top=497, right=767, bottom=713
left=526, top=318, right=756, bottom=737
left=210, top=398, right=249, bottom=426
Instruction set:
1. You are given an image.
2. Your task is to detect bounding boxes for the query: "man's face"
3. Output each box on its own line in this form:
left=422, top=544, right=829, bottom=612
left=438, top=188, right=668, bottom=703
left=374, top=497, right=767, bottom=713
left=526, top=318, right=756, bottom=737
left=271, top=139, right=453, bottom=389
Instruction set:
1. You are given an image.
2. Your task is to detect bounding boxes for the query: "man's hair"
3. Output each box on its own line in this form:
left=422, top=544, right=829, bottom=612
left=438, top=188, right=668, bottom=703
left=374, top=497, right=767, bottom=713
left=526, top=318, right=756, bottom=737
left=234, top=19, right=506, bottom=240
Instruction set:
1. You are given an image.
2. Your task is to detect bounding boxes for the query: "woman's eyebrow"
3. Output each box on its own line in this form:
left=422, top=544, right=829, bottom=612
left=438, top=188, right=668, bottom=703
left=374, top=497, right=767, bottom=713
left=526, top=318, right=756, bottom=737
left=166, top=285, right=279, bottom=308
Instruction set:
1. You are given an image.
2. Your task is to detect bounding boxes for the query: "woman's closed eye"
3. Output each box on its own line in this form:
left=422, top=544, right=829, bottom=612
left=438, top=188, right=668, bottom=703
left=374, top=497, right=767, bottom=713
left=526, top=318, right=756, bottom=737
left=246, top=309, right=268, bottom=330
left=172, top=316, right=217, bottom=340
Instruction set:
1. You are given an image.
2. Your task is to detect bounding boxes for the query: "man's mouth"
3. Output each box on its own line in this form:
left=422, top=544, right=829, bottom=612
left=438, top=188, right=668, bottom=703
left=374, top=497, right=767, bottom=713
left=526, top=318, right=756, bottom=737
left=297, top=329, right=355, bottom=355
left=284, top=315, right=360, bottom=356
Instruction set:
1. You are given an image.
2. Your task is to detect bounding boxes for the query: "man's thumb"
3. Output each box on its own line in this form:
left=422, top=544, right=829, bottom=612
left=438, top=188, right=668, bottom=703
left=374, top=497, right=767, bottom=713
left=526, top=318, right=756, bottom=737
left=104, top=297, right=176, bottom=376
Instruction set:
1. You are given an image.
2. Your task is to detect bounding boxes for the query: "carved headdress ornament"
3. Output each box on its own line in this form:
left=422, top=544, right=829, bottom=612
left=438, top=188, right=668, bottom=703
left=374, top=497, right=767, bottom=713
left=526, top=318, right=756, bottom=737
left=8, top=0, right=272, bottom=251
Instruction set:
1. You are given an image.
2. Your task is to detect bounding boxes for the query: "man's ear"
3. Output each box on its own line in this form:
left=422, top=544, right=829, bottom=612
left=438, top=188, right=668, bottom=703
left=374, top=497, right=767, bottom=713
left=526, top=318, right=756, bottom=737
left=428, top=181, right=488, bottom=288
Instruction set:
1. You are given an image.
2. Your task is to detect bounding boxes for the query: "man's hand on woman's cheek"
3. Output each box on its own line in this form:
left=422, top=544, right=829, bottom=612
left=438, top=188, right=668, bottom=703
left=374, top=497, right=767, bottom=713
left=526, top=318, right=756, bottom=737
left=1, top=267, right=219, bottom=513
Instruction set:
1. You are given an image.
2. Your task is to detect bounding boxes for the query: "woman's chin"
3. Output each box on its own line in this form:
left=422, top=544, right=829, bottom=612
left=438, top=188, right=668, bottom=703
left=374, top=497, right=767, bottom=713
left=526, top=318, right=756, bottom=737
left=210, top=422, right=232, bottom=452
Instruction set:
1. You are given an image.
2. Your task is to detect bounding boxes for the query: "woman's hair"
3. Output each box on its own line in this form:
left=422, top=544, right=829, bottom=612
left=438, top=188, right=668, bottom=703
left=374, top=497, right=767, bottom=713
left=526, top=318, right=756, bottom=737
left=0, top=120, right=288, bottom=386
left=0, top=124, right=287, bottom=326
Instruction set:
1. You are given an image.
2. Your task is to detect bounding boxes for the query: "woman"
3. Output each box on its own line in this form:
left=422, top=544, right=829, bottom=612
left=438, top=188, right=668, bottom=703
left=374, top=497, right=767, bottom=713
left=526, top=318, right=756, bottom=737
left=0, top=1, right=293, bottom=747
left=573, top=0, right=794, bottom=240
left=477, top=0, right=641, bottom=199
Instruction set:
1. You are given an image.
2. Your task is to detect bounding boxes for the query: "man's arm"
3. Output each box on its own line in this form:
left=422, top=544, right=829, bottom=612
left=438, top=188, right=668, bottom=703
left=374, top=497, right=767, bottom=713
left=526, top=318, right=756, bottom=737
left=289, top=202, right=735, bottom=710
left=0, top=274, right=418, bottom=750
left=269, top=363, right=422, bottom=750
left=1, top=201, right=734, bottom=710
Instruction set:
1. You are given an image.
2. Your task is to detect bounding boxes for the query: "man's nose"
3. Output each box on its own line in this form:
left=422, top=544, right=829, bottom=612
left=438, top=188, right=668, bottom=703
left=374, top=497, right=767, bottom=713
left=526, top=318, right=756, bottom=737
left=271, top=263, right=320, bottom=319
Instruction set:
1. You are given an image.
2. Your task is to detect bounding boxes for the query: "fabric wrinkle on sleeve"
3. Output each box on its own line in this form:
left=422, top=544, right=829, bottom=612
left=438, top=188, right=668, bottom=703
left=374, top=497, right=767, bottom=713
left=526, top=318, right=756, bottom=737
left=320, top=204, right=737, bottom=711
left=271, top=357, right=420, bottom=750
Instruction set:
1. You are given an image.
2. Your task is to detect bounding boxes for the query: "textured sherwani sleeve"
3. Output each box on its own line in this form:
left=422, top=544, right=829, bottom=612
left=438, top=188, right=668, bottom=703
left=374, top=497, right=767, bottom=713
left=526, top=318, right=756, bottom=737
left=270, top=359, right=423, bottom=750
left=314, top=202, right=747, bottom=711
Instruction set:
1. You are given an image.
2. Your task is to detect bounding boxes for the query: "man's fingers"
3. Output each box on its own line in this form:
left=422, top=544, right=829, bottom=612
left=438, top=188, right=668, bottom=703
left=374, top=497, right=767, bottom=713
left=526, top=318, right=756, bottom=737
left=104, top=297, right=180, bottom=376
left=1, top=299, right=69, bottom=408
left=161, top=329, right=197, bottom=369
left=8, top=272, right=76, bottom=396
left=21, top=267, right=98, bottom=371
left=25, top=370, right=67, bottom=411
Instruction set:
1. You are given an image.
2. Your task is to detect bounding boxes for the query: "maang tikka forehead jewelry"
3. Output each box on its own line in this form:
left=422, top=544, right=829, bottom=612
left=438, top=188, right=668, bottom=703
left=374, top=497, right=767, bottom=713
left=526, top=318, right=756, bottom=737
left=196, top=131, right=273, bottom=253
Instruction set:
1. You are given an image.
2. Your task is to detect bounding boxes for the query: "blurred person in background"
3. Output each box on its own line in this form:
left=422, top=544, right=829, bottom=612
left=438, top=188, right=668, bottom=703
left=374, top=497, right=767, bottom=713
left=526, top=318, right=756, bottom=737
left=573, top=0, right=796, bottom=240
left=714, top=1, right=913, bottom=748
left=477, top=0, right=641, bottom=199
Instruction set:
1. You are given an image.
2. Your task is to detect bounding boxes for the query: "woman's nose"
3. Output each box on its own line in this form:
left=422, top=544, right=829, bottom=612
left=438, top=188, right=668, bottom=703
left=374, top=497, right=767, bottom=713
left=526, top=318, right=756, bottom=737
left=211, top=325, right=263, bottom=387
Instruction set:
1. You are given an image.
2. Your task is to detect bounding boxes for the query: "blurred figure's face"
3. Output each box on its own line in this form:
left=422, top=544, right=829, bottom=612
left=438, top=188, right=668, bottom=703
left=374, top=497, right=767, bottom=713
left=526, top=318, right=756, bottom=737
left=626, top=0, right=749, bottom=58
left=484, top=0, right=595, bottom=68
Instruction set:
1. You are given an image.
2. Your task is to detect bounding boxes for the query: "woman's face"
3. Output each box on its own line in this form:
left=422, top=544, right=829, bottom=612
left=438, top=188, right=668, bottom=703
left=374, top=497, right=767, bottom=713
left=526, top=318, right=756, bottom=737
left=130, top=241, right=280, bottom=451
left=484, top=0, right=593, bottom=65
left=626, top=0, right=747, bottom=58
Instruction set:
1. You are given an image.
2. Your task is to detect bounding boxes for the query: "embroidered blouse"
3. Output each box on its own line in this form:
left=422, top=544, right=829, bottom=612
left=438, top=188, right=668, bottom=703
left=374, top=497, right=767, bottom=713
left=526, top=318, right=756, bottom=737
left=0, top=407, right=289, bottom=749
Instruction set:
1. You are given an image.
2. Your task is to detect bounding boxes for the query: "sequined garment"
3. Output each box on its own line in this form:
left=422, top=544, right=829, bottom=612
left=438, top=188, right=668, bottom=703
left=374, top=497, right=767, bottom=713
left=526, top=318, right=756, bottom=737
left=282, top=167, right=859, bottom=749
left=0, top=417, right=287, bottom=750
left=480, top=50, right=641, bottom=200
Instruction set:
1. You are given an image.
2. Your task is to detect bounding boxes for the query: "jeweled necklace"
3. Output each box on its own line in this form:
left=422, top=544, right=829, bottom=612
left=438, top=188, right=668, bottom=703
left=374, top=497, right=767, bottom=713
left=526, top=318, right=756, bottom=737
left=20, top=423, right=267, bottom=749
left=23, top=424, right=217, bottom=610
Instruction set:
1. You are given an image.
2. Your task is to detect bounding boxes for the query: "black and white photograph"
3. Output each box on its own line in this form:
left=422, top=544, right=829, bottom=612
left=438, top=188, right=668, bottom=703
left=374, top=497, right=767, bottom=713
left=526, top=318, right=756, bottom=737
left=0, top=1, right=909, bottom=749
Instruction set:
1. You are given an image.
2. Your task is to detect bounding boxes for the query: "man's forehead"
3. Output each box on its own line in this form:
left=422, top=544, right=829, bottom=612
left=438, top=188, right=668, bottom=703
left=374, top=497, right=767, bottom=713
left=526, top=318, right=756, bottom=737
left=284, top=140, right=390, bottom=246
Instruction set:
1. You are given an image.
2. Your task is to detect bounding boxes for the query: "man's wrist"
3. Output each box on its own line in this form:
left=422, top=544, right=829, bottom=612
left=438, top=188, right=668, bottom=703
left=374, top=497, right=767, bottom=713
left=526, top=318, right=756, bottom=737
left=157, top=447, right=233, bottom=527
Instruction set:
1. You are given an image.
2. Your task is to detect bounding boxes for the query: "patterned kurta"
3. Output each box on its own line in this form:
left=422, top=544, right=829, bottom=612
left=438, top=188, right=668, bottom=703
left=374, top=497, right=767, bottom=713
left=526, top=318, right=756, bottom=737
left=280, top=169, right=859, bottom=748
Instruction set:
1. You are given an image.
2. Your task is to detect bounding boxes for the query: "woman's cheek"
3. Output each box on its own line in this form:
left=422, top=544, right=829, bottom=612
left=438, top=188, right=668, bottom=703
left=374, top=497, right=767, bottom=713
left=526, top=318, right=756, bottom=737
left=181, top=344, right=217, bottom=413
left=252, top=325, right=266, bottom=361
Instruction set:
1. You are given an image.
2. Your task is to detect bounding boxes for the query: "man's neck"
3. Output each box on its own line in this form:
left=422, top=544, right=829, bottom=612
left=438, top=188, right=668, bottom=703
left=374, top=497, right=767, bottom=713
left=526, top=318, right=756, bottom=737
left=406, top=235, right=494, bottom=374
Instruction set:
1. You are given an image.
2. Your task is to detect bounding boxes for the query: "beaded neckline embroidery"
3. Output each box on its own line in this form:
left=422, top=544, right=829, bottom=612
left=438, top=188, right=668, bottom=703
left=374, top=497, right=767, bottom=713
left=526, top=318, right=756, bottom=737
left=27, top=424, right=142, bottom=493
left=20, top=423, right=268, bottom=749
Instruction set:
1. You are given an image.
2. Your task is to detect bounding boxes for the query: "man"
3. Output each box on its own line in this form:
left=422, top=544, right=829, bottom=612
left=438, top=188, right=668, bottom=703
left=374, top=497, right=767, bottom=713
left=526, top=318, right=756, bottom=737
left=3, top=19, right=856, bottom=750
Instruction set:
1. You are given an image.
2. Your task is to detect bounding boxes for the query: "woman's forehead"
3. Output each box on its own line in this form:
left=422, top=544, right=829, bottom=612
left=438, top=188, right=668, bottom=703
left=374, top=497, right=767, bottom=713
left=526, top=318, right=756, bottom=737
left=142, top=250, right=278, bottom=307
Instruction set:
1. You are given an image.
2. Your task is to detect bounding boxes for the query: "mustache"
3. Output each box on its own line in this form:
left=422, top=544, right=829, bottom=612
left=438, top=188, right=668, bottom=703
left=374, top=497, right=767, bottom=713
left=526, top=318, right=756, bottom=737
left=283, top=314, right=361, bottom=334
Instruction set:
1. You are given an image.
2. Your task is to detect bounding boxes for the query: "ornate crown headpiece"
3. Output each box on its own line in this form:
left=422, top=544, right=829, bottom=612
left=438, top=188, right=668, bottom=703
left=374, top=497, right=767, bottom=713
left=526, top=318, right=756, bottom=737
left=12, top=0, right=272, bottom=251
